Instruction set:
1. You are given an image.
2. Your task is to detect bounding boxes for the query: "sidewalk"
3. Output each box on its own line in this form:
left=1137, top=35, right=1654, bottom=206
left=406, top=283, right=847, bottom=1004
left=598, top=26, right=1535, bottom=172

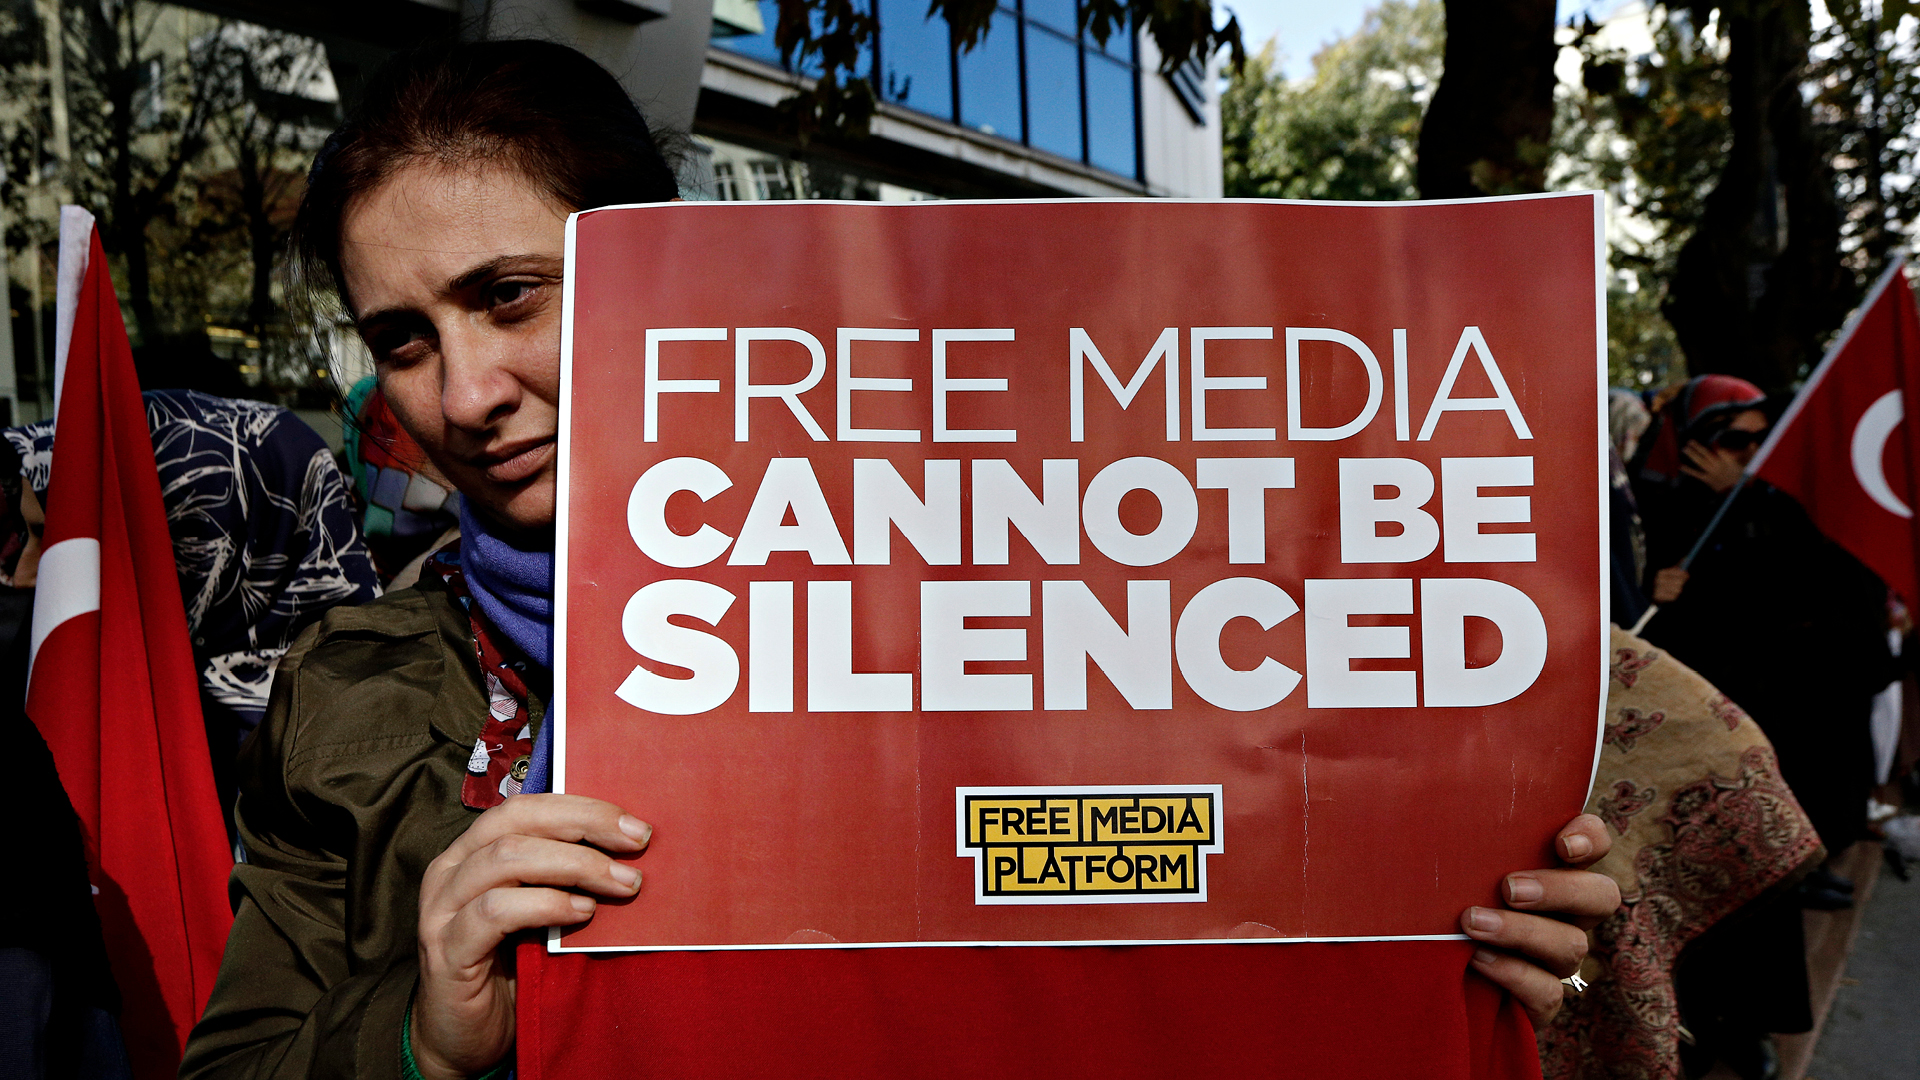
left=1799, top=845, right=1920, bottom=1080
left=1761, top=840, right=1920, bottom=1080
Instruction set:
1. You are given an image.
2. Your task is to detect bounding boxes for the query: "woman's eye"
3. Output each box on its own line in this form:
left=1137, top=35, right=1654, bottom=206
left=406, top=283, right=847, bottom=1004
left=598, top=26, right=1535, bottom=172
left=487, top=279, right=544, bottom=311
left=368, top=325, right=432, bottom=365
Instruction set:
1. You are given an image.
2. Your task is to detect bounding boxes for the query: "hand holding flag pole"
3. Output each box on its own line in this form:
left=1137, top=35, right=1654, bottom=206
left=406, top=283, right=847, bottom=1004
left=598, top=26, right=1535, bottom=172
left=1628, top=257, right=1919, bottom=637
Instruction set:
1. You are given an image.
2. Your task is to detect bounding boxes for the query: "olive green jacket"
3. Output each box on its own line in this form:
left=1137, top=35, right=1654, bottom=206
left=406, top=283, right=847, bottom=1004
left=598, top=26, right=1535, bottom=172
left=181, top=577, right=488, bottom=1080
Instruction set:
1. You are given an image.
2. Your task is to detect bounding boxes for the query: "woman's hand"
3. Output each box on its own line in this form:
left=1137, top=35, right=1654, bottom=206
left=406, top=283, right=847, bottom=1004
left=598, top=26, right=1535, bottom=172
left=411, top=794, right=650, bottom=1080
left=1651, top=566, right=1689, bottom=603
left=1679, top=440, right=1746, bottom=493
left=1460, top=813, right=1621, bottom=1026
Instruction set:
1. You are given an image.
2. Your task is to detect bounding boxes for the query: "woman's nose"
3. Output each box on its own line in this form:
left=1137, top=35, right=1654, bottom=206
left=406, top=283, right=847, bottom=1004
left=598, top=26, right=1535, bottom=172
left=439, top=323, right=521, bottom=432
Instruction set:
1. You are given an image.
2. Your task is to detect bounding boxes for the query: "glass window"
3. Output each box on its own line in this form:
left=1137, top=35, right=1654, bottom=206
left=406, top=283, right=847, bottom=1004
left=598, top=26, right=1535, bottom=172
left=749, top=160, right=797, bottom=199
left=714, top=0, right=788, bottom=67
left=1085, top=17, right=1132, bottom=61
left=1023, top=0, right=1075, bottom=35
left=956, top=8, right=1022, bottom=141
left=1023, top=25, right=1081, bottom=161
left=878, top=0, right=953, bottom=119
left=716, top=0, right=857, bottom=77
left=1084, top=52, right=1135, bottom=177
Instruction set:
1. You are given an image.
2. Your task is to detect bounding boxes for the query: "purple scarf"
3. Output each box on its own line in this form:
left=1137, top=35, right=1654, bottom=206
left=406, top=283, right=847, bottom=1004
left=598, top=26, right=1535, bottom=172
left=458, top=500, right=557, bottom=795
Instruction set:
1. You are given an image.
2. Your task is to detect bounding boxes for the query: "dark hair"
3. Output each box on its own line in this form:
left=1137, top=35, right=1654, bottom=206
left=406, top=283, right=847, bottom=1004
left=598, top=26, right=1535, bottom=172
left=292, top=39, right=681, bottom=313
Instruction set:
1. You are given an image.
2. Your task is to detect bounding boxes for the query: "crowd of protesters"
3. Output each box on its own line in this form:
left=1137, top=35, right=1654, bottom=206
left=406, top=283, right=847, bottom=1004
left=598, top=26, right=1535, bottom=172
left=1551, top=375, right=1915, bottom=1080
left=0, top=39, right=1914, bottom=1080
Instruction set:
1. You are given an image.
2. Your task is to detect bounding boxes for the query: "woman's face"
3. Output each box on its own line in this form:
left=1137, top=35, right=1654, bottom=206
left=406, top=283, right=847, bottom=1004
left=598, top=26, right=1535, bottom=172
left=339, top=161, right=569, bottom=537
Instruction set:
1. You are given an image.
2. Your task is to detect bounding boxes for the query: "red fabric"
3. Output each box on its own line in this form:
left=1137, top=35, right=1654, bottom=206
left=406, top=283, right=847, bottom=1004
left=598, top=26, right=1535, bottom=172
left=28, top=225, right=233, bottom=1078
left=515, top=941, right=1541, bottom=1079
left=1751, top=266, right=1920, bottom=602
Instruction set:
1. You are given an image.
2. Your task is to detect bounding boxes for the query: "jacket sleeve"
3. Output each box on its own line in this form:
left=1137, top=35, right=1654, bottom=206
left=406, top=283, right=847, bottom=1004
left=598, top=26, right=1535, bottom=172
left=180, top=632, right=414, bottom=1080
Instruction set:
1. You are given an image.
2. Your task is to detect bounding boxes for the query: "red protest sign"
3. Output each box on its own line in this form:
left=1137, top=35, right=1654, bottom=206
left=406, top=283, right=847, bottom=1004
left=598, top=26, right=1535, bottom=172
left=553, top=196, right=1606, bottom=952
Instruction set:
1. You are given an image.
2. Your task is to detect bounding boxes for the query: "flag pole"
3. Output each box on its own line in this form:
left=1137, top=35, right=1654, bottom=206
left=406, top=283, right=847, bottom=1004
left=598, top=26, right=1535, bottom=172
left=1627, top=257, right=1912, bottom=637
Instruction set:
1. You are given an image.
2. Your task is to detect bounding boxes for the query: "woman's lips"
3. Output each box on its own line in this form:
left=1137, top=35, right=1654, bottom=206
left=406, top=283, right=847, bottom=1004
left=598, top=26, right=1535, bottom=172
left=479, top=439, right=556, bottom=484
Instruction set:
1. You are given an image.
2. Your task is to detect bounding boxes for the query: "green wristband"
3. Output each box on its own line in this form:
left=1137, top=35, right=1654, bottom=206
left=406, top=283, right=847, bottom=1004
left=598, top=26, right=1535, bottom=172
left=402, top=1002, right=513, bottom=1080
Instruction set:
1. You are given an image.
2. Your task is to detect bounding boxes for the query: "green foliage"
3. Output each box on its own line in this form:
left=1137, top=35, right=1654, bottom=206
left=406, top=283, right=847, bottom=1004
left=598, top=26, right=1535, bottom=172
left=1221, top=0, right=1443, bottom=201
left=1809, top=0, right=1920, bottom=277
left=1607, top=276, right=1686, bottom=389
left=1555, top=5, right=1731, bottom=388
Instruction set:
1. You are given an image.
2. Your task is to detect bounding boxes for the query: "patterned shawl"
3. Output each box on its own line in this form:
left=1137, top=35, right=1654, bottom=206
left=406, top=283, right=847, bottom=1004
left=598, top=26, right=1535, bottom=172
left=1537, top=627, right=1822, bottom=1080
left=4, top=390, right=382, bottom=741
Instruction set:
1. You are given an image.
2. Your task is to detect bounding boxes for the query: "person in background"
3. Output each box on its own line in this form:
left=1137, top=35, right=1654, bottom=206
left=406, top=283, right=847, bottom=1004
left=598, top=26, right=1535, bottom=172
left=1631, top=373, right=1894, bottom=1076
left=1608, top=388, right=1652, bottom=628
left=4, top=389, right=384, bottom=816
left=343, top=375, right=461, bottom=588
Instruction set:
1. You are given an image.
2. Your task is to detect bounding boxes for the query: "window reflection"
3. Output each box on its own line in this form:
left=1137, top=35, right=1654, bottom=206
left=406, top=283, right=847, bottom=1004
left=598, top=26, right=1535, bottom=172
left=1085, top=52, right=1136, bottom=177
left=712, top=0, right=1141, bottom=180
left=957, top=9, right=1022, bottom=140
left=1024, top=0, right=1076, bottom=35
left=1024, top=25, right=1081, bottom=161
left=878, top=0, right=953, bottom=120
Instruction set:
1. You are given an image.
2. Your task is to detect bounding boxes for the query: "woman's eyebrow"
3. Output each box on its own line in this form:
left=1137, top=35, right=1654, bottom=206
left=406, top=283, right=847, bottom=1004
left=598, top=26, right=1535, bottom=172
left=447, top=253, right=563, bottom=293
left=353, top=253, right=565, bottom=331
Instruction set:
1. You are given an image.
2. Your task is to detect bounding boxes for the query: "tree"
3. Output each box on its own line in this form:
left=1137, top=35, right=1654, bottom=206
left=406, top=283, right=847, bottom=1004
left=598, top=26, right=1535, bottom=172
left=1662, top=0, right=1852, bottom=390
left=60, top=0, right=220, bottom=347
left=1563, top=1, right=1919, bottom=390
left=200, top=24, right=332, bottom=336
left=1809, top=0, right=1920, bottom=277
left=1222, top=0, right=1443, bottom=202
left=1557, top=6, right=1734, bottom=388
left=1416, top=0, right=1560, bottom=197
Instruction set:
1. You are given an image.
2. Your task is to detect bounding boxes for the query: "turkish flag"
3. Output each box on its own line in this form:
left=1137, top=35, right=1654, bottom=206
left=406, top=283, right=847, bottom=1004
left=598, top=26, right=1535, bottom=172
left=1750, top=260, right=1920, bottom=603
left=28, top=207, right=233, bottom=1078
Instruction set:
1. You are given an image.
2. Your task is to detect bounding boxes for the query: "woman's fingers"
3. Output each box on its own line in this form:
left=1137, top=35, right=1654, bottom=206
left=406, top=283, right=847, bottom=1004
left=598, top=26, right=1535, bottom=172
left=1469, top=946, right=1568, bottom=1026
left=432, top=833, right=642, bottom=920
left=1554, top=814, right=1612, bottom=869
left=433, top=886, right=600, bottom=973
left=436, top=793, right=650, bottom=867
left=1502, top=867, right=1621, bottom=930
left=1460, top=905, right=1589, bottom=978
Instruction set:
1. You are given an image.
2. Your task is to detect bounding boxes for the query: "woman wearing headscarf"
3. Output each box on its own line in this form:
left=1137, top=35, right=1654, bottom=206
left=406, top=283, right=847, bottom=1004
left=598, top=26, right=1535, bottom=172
left=4, top=389, right=383, bottom=813
left=1630, top=374, right=1893, bottom=1074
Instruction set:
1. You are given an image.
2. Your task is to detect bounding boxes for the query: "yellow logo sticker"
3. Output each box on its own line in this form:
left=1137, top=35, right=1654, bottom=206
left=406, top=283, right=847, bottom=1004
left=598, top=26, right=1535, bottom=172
left=956, top=786, right=1224, bottom=904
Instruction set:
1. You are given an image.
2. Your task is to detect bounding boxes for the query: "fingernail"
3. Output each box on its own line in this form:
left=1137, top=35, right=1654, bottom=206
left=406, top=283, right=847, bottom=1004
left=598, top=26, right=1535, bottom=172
left=1563, top=834, right=1593, bottom=860
left=1472, top=949, right=1500, bottom=967
left=619, top=816, right=652, bottom=844
left=570, top=894, right=595, bottom=914
left=1507, top=875, right=1544, bottom=904
left=1467, top=907, right=1501, bottom=933
left=609, top=862, right=639, bottom=887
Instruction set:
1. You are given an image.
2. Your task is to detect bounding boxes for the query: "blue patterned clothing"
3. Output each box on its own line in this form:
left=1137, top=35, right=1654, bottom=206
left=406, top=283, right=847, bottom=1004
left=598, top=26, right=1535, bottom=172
left=5, top=391, right=383, bottom=760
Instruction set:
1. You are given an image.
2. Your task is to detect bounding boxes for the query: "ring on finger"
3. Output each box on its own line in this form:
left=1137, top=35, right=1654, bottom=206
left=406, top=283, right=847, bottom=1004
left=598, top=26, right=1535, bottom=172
left=1560, top=972, right=1588, bottom=993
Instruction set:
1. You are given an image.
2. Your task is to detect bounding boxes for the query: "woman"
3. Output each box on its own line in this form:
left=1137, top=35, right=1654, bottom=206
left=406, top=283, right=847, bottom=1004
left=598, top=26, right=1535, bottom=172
left=182, top=40, right=1619, bottom=1080
left=1631, top=374, right=1891, bottom=1073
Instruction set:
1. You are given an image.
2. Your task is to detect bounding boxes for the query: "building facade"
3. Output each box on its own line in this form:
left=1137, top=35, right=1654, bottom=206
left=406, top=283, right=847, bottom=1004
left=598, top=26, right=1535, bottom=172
left=215, top=0, right=1222, bottom=201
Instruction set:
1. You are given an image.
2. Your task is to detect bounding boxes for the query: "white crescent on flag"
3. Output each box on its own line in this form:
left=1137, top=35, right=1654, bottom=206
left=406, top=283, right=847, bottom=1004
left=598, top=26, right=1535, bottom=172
left=1850, top=389, right=1910, bottom=519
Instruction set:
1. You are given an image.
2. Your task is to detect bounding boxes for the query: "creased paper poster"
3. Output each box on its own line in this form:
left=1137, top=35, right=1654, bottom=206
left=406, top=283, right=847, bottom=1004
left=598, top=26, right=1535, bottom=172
left=552, top=195, right=1607, bottom=952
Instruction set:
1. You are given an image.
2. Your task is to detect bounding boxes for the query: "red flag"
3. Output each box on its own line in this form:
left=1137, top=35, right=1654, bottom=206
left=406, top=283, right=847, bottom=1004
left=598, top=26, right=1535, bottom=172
left=28, top=207, right=233, bottom=1078
left=1750, top=259, right=1920, bottom=603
